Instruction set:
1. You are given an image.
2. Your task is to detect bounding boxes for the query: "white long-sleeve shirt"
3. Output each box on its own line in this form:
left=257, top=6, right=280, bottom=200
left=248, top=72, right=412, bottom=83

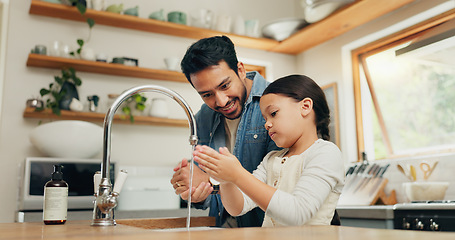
left=237, top=139, right=345, bottom=227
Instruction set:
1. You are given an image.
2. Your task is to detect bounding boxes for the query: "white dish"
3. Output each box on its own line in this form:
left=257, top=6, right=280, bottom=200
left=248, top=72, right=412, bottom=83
left=29, top=120, right=103, bottom=159
left=304, top=0, right=352, bottom=23
left=403, top=181, right=449, bottom=202
left=262, top=18, right=307, bottom=41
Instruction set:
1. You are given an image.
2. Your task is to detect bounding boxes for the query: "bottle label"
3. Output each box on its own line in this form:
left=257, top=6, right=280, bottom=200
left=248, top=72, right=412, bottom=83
left=43, top=187, right=68, bottom=221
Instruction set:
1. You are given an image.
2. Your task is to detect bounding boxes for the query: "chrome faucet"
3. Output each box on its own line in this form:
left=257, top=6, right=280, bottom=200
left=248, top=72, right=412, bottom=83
left=91, top=85, right=198, bottom=226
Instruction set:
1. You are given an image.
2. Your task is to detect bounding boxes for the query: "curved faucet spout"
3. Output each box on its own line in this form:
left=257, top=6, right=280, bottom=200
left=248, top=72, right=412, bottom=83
left=102, top=85, right=198, bottom=179
left=92, top=85, right=198, bottom=226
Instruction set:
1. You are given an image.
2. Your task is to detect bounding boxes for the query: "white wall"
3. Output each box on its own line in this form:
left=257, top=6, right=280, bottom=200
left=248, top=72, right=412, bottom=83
left=0, top=0, right=297, bottom=222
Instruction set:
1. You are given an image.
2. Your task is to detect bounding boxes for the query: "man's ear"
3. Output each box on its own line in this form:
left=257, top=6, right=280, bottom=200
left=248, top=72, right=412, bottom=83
left=237, top=62, right=247, bottom=79
left=300, top=98, right=313, bottom=117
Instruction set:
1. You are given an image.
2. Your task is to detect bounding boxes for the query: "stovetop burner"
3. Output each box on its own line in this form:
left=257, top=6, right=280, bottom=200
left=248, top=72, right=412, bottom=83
left=411, top=200, right=455, bottom=204
left=393, top=201, right=455, bottom=231
left=394, top=200, right=455, bottom=210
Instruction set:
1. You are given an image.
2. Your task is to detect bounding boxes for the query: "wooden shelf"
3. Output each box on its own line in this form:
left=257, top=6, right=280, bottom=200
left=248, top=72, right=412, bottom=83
left=273, top=0, right=415, bottom=54
left=27, top=53, right=188, bottom=83
left=29, top=0, right=415, bottom=55
left=27, top=53, right=265, bottom=81
left=23, top=107, right=189, bottom=127
left=29, top=0, right=279, bottom=52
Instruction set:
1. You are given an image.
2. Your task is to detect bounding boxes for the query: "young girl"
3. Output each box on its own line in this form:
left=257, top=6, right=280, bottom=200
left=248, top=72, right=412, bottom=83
left=193, top=74, right=344, bottom=227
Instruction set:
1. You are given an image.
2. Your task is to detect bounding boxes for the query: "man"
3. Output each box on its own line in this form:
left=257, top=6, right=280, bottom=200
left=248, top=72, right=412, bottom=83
left=170, top=35, right=279, bottom=227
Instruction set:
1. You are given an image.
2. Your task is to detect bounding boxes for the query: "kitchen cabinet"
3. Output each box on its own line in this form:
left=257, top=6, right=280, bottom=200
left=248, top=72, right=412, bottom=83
left=29, top=0, right=415, bottom=55
left=336, top=205, right=395, bottom=229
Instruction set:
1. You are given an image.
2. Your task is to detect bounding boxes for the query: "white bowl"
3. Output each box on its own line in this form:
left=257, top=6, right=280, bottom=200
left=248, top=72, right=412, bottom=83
left=262, top=18, right=307, bottom=41
left=29, top=120, right=103, bottom=159
left=304, top=0, right=352, bottom=23
left=403, top=182, right=449, bottom=202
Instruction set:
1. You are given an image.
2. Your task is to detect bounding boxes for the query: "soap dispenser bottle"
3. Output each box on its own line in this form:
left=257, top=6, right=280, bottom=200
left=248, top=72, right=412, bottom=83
left=43, top=165, right=68, bottom=225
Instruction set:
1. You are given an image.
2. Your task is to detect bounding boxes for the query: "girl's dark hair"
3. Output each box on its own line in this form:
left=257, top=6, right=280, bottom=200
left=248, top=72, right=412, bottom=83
left=263, top=74, right=331, bottom=141
left=181, top=36, right=239, bottom=85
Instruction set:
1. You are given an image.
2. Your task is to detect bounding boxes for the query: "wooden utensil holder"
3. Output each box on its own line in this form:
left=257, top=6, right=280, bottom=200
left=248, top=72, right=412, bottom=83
left=369, top=178, right=397, bottom=205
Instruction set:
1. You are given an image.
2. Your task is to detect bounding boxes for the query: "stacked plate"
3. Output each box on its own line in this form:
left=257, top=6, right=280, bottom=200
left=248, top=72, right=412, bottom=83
left=261, top=18, right=307, bottom=41
left=303, top=0, right=354, bottom=23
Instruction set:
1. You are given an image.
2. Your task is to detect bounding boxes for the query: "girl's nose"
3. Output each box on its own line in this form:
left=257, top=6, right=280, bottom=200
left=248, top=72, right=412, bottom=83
left=264, top=121, right=272, bottom=130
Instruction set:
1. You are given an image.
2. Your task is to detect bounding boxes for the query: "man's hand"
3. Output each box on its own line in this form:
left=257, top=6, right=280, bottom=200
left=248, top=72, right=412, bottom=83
left=170, top=158, right=212, bottom=202
left=180, top=182, right=213, bottom=203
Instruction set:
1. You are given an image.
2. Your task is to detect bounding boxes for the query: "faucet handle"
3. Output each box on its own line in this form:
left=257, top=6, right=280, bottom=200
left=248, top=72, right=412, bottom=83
left=93, top=171, right=101, bottom=195
left=113, top=170, right=128, bottom=194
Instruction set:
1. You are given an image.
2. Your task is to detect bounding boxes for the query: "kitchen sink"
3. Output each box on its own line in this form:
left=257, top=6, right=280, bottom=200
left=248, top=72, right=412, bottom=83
left=116, top=216, right=216, bottom=230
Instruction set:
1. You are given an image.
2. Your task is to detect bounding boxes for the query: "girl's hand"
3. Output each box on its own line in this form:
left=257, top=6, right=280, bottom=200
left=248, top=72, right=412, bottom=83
left=193, top=145, right=244, bottom=183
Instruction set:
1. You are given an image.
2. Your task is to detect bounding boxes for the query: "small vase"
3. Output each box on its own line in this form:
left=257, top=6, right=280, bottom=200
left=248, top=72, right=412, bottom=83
left=149, top=98, right=169, bottom=118
left=59, top=82, right=79, bottom=110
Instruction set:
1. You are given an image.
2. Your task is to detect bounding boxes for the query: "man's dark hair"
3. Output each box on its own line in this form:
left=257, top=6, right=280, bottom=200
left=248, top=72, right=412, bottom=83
left=181, top=36, right=239, bottom=85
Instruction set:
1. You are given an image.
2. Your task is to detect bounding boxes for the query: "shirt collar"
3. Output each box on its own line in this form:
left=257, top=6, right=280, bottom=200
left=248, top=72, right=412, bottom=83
left=245, top=71, right=266, bottom=104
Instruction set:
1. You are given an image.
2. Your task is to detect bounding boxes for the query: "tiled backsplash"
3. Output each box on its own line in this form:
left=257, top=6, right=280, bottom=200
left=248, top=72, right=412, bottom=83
left=347, top=152, right=455, bottom=203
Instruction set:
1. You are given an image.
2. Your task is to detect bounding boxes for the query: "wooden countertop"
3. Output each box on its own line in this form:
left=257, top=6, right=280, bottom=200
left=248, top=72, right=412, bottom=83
left=2, top=219, right=455, bottom=240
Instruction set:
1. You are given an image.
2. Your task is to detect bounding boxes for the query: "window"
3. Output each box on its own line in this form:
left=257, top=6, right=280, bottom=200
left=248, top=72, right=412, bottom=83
left=352, top=12, right=455, bottom=160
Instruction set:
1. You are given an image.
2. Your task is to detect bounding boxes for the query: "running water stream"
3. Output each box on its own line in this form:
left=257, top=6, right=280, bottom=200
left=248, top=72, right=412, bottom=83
left=186, top=146, right=195, bottom=230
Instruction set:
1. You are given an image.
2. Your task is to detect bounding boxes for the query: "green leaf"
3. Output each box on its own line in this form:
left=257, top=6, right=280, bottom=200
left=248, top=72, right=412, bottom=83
left=74, top=77, right=82, bottom=86
left=77, top=39, right=84, bottom=47
left=40, top=88, right=50, bottom=96
left=52, top=106, right=61, bottom=116
left=136, top=103, right=145, bottom=111
left=54, top=76, right=63, bottom=85
left=129, top=114, right=135, bottom=123
left=122, top=106, right=131, bottom=115
left=134, top=94, right=142, bottom=102
left=76, top=2, right=86, bottom=15
left=51, top=91, right=61, bottom=101
left=87, top=18, right=95, bottom=28
left=69, top=51, right=75, bottom=56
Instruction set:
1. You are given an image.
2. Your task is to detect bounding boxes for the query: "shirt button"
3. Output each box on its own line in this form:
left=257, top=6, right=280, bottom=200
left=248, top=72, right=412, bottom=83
left=210, top=132, right=212, bottom=137
left=273, top=180, right=277, bottom=186
left=253, top=134, right=258, bottom=139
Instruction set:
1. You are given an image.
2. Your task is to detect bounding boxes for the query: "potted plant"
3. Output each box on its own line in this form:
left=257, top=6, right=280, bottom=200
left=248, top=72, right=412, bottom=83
left=37, top=67, right=82, bottom=116
left=62, top=0, right=95, bottom=58
left=120, top=94, right=147, bottom=123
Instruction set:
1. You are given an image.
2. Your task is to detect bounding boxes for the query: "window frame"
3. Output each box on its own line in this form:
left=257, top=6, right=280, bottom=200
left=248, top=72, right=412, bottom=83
left=351, top=9, right=455, bottom=161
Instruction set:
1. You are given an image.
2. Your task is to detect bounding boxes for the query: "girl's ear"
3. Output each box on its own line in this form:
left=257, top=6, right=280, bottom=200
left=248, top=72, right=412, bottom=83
left=300, top=98, right=313, bottom=117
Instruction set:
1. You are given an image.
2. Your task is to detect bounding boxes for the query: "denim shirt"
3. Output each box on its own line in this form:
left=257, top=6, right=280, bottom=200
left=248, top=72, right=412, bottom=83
left=192, top=72, right=280, bottom=227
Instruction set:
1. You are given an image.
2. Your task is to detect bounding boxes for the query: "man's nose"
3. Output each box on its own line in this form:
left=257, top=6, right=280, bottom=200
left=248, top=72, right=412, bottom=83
left=215, top=92, right=229, bottom=107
